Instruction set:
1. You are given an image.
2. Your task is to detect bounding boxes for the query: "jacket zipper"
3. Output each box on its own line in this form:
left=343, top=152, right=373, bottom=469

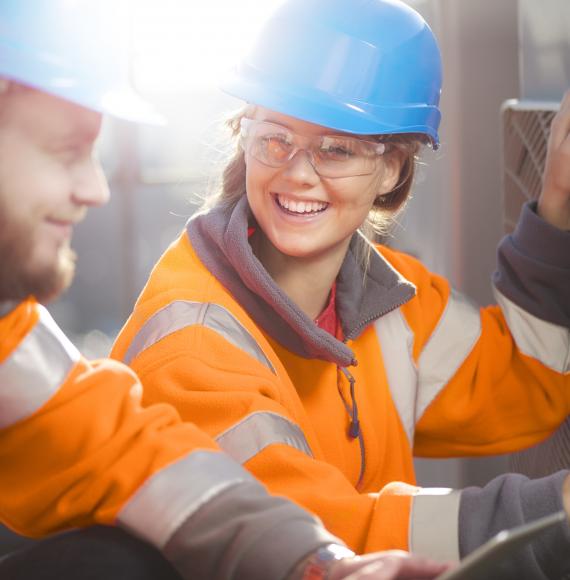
left=338, top=366, right=366, bottom=490
left=337, top=298, right=411, bottom=490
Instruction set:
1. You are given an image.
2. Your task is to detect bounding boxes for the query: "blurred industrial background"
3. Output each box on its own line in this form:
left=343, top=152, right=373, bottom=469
left=3, top=0, right=567, bottom=554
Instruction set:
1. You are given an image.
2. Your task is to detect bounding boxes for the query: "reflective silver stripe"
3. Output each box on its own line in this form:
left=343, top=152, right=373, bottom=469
left=494, top=288, right=570, bottom=374
left=117, top=450, right=256, bottom=548
left=373, top=310, right=418, bottom=445
left=123, top=300, right=275, bottom=374
left=216, top=411, right=313, bottom=464
left=415, top=290, right=482, bottom=422
left=410, top=488, right=461, bottom=562
left=0, top=306, right=80, bottom=429
left=375, top=292, right=481, bottom=441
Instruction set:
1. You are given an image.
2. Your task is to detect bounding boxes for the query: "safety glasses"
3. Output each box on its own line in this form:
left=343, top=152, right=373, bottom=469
left=240, top=119, right=386, bottom=178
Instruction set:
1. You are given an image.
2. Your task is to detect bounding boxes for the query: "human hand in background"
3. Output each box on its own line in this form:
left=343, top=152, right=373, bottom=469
left=538, top=89, right=570, bottom=230
left=290, top=548, right=454, bottom=580
left=328, top=550, right=453, bottom=579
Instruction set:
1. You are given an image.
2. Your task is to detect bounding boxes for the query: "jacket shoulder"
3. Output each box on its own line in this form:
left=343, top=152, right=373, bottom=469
left=374, top=243, right=438, bottom=288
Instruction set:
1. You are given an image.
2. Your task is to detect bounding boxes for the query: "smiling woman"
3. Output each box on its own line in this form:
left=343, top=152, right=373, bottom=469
left=241, top=108, right=407, bottom=315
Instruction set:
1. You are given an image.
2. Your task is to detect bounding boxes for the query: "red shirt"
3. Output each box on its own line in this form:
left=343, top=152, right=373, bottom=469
left=314, top=282, right=342, bottom=338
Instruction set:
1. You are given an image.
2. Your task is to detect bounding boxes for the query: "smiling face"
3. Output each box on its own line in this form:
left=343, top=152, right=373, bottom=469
left=244, top=108, right=402, bottom=269
left=0, top=84, right=108, bottom=303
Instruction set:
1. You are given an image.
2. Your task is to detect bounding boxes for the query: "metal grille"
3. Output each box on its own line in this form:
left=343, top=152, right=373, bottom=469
left=501, top=100, right=557, bottom=231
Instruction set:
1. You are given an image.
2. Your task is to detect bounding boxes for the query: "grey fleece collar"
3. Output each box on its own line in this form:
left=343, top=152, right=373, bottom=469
left=187, top=196, right=416, bottom=366
left=0, top=301, right=20, bottom=317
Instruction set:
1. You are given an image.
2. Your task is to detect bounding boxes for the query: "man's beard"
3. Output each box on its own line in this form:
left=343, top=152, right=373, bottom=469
left=0, top=225, right=76, bottom=304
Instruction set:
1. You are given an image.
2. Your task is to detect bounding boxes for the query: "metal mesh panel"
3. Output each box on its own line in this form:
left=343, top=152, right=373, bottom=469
left=501, top=98, right=570, bottom=477
left=501, top=100, right=557, bottom=232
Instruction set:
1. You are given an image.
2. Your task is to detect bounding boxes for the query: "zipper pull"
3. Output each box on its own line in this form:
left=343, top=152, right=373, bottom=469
left=340, top=367, right=360, bottom=439
left=349, top=418, right=360, bottom=438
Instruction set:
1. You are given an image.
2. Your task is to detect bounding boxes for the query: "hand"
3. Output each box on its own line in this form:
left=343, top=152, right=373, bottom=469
left=537, top=89, right=570, bottom=230
left=328, top=550, right=454, bottom=580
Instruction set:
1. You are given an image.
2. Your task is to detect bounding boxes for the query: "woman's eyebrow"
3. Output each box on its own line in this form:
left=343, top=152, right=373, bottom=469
left=259, top=118, right=349, bottom=138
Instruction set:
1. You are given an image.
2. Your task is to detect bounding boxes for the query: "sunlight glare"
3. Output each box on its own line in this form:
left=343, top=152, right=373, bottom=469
left=133, top=0, right=284, bottom=92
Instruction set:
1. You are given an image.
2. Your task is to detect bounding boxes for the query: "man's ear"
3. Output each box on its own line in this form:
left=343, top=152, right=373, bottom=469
left=0, top=78, right=10, bottom=95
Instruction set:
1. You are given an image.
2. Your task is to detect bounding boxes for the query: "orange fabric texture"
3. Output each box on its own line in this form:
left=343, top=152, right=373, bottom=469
left=112, top=232, right=569, bottom=554
left=0, top=299, right=39, bottom=363
left=112, top=234, right=417, bottom=554
left=0, top=299, right=220, bottom=537
left=382, top=249, right=570, bottom=458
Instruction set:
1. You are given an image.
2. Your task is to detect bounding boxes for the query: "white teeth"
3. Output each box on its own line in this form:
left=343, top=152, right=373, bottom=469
left=277, top=194, right=328, bottom=214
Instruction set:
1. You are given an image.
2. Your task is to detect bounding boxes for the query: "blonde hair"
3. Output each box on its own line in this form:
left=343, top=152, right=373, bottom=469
left=204, top=108, right=427, bottom=268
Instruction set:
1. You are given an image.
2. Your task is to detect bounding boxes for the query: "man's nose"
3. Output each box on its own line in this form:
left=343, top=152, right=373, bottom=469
left=72, top=158, right=110, bottom=208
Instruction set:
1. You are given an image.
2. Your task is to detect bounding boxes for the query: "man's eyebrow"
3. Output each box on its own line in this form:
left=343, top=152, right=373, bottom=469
left=51, top=126, right=100, bottom=148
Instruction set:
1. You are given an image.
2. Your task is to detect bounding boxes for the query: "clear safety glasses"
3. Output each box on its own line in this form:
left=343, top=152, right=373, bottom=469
left=240, top=118, right=386, bottom=178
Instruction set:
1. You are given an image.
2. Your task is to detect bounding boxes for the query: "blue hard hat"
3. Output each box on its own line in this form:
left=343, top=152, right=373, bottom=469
left=222, top=0, right=442, bottom=146
left=0, top=0, right=162, bottom=124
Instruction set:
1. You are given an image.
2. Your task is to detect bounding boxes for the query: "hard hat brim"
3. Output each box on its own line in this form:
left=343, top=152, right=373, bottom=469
left=222, top=71, right=440, bottom=148
left=1, top=66, right=164, bottom=125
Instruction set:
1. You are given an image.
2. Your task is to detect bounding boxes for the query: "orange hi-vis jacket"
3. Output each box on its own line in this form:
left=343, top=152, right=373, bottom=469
left=0, top=298, right=339, bottom=580
left=112, top=197, right=570, bottom=564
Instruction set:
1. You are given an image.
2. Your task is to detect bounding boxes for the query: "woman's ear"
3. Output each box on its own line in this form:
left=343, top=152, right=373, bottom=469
left=377, top=147, right=406, bottom=195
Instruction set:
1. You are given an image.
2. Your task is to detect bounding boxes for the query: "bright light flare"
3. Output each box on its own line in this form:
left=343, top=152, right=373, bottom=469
left=132, top=0, right=284, bottom=92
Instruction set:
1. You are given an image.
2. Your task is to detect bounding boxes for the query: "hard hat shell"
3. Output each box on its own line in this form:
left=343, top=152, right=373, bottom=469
left=222, top=0, right=442, bottom=146
left=0, top=0, right=162, bottom=124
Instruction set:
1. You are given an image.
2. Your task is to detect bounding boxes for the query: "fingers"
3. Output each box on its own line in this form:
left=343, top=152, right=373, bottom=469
left=329, top=551, right=454, bottom=580
left=547, top=90, right=570, bottom=152
left=537, top=89, right=570, bottom=229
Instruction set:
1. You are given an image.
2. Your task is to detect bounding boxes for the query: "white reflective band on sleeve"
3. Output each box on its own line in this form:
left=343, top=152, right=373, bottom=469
left=415, top=290, right=482, bottom=422
left=373, top=309, right=418, bottom=445
left=117, top=450, right=256, bottom=549
left=123, top=300, right=275, bottom=374
left=410, top=488, right=461, bottom=562
left=216, top=411, right=313, bottom=464
left=0, top=305, right=80, bottom=429
left=494, top=288, right=570, bottom=374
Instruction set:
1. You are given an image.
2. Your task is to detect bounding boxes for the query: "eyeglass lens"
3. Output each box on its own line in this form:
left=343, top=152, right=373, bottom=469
left=242, top=120, right=385, bottom=178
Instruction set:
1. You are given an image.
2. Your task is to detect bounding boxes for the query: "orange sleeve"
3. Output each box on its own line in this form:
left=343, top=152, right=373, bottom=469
left=381, top=248, right=570, bottom=458
left=113, top=320, right=417, bottom=554
left=0, top=299, right=39, bottom=363
left=0, top=303, right=219, bottom=537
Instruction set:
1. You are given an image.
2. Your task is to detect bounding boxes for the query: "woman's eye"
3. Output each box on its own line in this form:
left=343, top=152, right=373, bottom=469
left=262, top=136, right=291, bottom=157
left=263, top=133, right=289, bottom=145
left=320, top=144, right=354, bottom=159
